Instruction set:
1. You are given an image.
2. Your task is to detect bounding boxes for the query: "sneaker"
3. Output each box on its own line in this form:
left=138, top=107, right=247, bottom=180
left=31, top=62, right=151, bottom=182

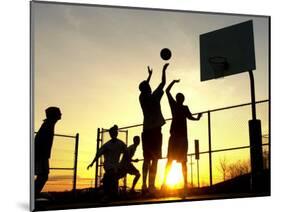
left=148, top=185, right=157, bottom=193
left=181, top=187, right=188, bottom=198
left=129, top=189, right=137, bottom=194
left=142, top=184, right=148, bottom=194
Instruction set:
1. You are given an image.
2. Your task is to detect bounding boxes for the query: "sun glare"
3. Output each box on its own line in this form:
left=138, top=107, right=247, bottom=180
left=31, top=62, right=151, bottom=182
left=166, top=161, right=184, bottom=188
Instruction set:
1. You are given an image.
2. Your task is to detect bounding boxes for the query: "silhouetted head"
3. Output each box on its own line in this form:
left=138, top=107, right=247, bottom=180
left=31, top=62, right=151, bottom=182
left=133, top=136, right=140, bottom=146
left=176, top=93, right=185, bottom=105
left=139, top=81, right=151, bottom=94
left=109, top=125, right=118, bottom=139
left=45, top=107, right=62, bottom=121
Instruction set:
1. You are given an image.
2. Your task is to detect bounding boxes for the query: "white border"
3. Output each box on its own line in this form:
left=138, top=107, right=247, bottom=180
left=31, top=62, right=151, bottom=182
left=0, top=0, right=280, bottom=212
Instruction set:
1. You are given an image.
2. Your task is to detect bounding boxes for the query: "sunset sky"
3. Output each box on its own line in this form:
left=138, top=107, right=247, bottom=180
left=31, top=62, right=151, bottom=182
left=32, top=2, right=269, bottom=191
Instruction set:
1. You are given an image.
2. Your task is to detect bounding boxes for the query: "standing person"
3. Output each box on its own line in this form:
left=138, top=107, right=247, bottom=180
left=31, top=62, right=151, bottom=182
left=118, top=136, right=141, bottom=193
left=87, top=125, right=127, bottom=199
left=139, top=63, right=169, bottom=192
left=35, top=107, right=62, bottom=197
left=162, top=80, right=202, bottom=194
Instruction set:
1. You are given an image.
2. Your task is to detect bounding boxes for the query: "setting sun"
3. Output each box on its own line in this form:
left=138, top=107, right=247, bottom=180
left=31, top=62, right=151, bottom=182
left=166, top=161, right=184, bottom=188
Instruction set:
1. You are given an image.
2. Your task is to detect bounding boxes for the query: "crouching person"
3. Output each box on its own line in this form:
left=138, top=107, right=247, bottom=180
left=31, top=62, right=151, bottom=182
left=118, top=136, right=141, bottom=193
left=87, top=125, right=127, bottom=200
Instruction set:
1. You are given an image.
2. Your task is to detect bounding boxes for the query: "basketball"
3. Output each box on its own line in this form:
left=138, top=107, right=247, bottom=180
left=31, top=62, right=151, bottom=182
left=160, top=48, right=172, bottom=60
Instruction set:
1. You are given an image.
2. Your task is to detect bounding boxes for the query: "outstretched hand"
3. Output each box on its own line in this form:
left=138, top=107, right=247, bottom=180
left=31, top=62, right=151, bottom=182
left=147, top=66, right=153, bottom=75
left=198, top=113, right=203, bottom=120
left=87, top=164, right=93, bottom=170
left=173, top=79, right=180, bottom=83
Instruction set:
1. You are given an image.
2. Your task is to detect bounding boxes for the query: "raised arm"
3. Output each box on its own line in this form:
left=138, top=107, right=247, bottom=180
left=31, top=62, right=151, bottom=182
left=147, top=66, right=153, bottom=83
left=165, top=79, right=179, bottom=109
left=157, top=63, right=169, bottom=90
left=166, top=79, right=180, bottom=94
left=87, top=147, right=104, bottom=170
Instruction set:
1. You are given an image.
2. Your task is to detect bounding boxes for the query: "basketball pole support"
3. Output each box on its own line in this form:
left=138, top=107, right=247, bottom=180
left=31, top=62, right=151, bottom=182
left=248, top=70, right=263, bottom=192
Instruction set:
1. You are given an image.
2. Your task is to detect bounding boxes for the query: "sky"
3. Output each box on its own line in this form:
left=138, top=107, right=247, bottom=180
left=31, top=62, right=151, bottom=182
left=32, top=2, right=269, bottom=191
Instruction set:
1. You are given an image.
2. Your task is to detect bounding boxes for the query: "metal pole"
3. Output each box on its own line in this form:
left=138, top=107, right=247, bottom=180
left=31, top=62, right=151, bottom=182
left=124, top=130, right=128, bottom=191
left=73, top=133, right=79, bottom=194
left=190, top=155, right=193, bottom=187
left=248, top=70, right=263, bottom=191
left=194, top=139, right=200, bottom=188
left=95, top=128, right=100, bottom=188
left=208, top=111, right=213, bottom=187
left=248, top=70, right=257, bottom=120
left=197, top=160, right=200, bottom=188
left=100, top=128, right=104, bottom=187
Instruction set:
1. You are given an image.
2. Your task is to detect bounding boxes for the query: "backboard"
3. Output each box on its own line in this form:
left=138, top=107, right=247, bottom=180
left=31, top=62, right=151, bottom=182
left=200, top=20, right=256, bottom=81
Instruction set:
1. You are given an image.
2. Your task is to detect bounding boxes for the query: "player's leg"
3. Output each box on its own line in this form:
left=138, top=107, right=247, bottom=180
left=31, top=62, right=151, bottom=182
left=111, top=170, right=119, bottom=198
left=103, top=169, right=118, bottom=199
left=149, top=159, right=158, bottom=190
left=129, top=165, right=140, bottom=192
left=102, top=172, right=110, bottom=196
left=141, top=131, right=150, bottom=191
left=35, top=159, right=49, bottom=196
left=162, top=159, right=173, bottom=187
left=132, top=172, right=140, bottom=191
left=35, top=174, right=48, bottom=196
left=181, top=161, right=188, bottom=193
left=149, top=128, right=162, bottom=190
left=142, top=158, right=150, bottom=190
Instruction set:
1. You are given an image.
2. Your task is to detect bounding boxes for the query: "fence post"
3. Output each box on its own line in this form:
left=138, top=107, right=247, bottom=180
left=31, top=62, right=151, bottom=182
left=124, top=130, right=128, bottom=192
left=73, top=133, right=79, bottom=195
left=95, top=128, right=100, bottom=188
left=195, top=139, right=200, bottom=188
left=208, top=111, right=213, bottom=187
left=190, top=155, right=193, bottom=187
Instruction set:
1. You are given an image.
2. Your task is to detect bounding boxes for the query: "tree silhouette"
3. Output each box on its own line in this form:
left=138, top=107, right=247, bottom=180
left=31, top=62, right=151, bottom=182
left=227, top=160, right=250, bottom=179
left=218, top=157, right=250, bottom=181
left=217, top=156, right=228, bottom=181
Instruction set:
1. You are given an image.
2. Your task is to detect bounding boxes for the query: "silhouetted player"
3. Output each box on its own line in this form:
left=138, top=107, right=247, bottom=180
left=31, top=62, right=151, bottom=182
left=162, top=80, right=202, bottom=194
left=87, top=125, right=127, bottom=199
left=139, top=63, right=169, bottom=192
left=118, top=136, right=141, bottom=192
left=35, top=107, right=62, bottom=196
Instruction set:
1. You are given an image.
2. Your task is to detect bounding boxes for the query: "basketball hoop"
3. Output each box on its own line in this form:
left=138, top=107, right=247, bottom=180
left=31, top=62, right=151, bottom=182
left=208, top=56, right=229, bottom=79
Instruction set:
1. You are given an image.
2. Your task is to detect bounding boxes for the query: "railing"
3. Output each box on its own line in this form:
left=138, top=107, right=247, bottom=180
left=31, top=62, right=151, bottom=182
left=34, top=132, right=79, bottom=193
left=96, top=99, right=269, bottom=189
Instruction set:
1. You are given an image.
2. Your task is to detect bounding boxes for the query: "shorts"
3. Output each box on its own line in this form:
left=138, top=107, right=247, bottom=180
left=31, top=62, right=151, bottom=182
left=118, top=163, right=140, bottom=178
left=35, top=159, right=49, bottom=175
left=167, top=134, right=188, bottom=162
left=141, top=128, right=162, bottom=160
